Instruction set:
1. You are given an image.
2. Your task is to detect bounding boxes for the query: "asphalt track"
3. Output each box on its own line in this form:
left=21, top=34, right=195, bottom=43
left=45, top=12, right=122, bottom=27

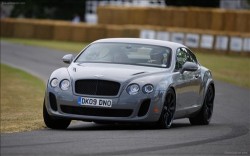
left=1, top=41, right=250, bottom=155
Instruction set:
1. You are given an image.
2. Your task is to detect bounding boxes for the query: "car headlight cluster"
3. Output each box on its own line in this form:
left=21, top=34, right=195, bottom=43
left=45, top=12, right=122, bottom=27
left=126, top=84, right=140, bottom=95
left=50, top=78, right=70, bottom=90
left=126, top=83, right=154, bottom=95
left=50, top=78, right=59, bottom=88
left=60, top=79, right=70, bottom=90
left=142, top=84, right=154, bottom=94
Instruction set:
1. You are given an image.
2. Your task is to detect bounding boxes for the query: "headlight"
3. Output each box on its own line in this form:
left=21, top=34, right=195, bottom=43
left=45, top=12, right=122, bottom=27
left=142, top=84, right=154, bottom=94
left=50, top=78, right=59, bottom=87
left=126, top=84, right=140, bottom=95
left=60, top=79, right=70, bottom=90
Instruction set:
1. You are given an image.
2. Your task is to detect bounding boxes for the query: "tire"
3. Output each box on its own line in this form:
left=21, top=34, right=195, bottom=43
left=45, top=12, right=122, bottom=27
left=189, top=85, right=214, bottom=125
left=158, top=88, right=176, bottom=129
left=43, top=100, right=71, bottom=129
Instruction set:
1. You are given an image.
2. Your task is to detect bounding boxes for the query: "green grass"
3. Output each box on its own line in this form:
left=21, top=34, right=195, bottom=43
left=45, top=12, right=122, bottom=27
left=2, top=38, right=88, bottom=53
left=196, top=53, right=250, bottom=88
left=0, top=64, right=45, bottom=133
left=1, top=38, right=250, bottom=88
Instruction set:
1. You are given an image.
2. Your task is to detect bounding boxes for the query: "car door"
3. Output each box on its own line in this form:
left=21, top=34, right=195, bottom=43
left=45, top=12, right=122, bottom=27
left=185, top=48, right=202, bottom=107
left=174, top=48, right=202, bottom=114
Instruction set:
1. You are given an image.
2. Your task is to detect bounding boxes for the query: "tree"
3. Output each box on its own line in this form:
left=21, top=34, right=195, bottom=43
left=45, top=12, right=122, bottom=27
left=10, top=0, right=86, bottom=21
left=165, top=0, right=220, bottom=7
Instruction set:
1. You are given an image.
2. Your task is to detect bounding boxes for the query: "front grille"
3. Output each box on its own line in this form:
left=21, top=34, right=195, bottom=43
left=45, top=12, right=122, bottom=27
left=75, top=80, right=120, bottom=96
left=61, top=105, right=133, bottom=117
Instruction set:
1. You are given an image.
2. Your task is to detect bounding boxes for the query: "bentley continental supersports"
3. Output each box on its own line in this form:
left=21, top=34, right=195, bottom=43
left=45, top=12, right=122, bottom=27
left=43, top=38, right=215, bottom=129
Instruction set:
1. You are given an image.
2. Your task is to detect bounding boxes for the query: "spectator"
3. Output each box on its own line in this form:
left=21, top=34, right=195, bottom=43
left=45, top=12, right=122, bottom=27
left=72, top=13, right=80, bottom=23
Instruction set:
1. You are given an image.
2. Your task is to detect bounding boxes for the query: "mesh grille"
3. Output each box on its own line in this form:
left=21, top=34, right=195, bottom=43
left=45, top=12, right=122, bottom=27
left=75, top=80, right=120, bottom=96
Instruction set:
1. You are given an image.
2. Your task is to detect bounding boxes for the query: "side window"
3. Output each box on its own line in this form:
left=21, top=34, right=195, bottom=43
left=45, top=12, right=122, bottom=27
left=175, top=47, right=197, bottom=70
left=186, top=48, right=198, bottom=64
left=175, top=48, right=188, bottom=70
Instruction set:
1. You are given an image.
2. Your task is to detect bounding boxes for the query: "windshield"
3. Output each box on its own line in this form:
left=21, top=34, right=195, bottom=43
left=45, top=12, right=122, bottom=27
left=75, top=42, right=172, bottom=68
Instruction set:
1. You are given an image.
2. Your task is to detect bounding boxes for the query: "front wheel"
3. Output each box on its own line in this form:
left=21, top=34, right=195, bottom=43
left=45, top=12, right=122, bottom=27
left=43, top=101, right=71, bottom=129
left=158, top=88, right=176, bottom=129
left=189, top=85, right=214, bottom=125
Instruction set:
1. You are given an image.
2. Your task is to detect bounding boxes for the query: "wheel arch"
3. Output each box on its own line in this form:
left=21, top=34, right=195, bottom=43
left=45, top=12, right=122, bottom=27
left=204, top=80, right=215, bottom=99
left=166, top=85, right=177, bottom=101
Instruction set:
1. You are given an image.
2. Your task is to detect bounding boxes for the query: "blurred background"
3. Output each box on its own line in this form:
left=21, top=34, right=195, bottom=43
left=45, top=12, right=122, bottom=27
left=1, top=0, right=250, bottom=22
left=1, top=0, right=250, bottom=133
left=1, top=0, right=250, bottom=55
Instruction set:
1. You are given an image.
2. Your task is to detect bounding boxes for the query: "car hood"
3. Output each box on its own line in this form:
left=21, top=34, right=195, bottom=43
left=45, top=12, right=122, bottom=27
left=68, top=63, right=167, bottom=83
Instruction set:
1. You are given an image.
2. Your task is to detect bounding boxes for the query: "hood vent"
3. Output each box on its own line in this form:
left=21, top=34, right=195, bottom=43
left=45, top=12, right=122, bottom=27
left=132, top=72, right=146, bottom=76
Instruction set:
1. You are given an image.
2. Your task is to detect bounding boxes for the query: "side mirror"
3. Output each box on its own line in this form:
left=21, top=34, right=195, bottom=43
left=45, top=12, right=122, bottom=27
left=62, top=54, right=74, bottom=64
left=180, top=62, right=198, bottom=74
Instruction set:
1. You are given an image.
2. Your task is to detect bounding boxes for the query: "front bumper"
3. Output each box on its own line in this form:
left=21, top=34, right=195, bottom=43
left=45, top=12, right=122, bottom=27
left=44, top=86, right=165, bottom=123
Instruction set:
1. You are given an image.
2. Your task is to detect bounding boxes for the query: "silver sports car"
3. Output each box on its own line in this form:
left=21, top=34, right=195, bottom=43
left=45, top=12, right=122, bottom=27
left=43, top=38, right=215, bottom=129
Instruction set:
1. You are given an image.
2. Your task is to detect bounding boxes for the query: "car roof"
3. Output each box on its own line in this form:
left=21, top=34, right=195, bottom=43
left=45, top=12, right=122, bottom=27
left=93, top=38, right=185, bottom=50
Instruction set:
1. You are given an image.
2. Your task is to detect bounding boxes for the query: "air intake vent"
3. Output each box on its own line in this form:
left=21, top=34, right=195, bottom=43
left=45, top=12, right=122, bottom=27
left=49, top=92, right=57, bottom=111
left=61, top=105, right=132, bottom=117
left=138, top=99, right=151, bottom=117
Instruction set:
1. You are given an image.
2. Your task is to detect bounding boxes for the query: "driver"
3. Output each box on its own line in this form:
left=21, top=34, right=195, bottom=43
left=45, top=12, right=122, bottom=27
left=111, top=46, right=129, bottom=63
left=150, top=49, right=165, bottom=64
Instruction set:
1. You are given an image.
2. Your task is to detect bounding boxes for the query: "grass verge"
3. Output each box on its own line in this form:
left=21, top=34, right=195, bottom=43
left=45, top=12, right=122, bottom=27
left=2, top=37, right=88, bottom=53
left=196, top=53, right=250, bottom=88
left=1, top=38, right=250, bottom=88
left=1, top=64, right=45, bottom=133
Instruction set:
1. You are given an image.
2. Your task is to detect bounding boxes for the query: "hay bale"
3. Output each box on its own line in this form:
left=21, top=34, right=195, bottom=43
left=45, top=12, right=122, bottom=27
left=85, top=24, right=107, bottom=42
left=248, top=13, right=250, bottom=32
left=13, top=19, right=35, bottom=39
left=172, top=7, right=188, bottom=28
left=106, top=25, right=124, bottom=38
left=34, top=21, right=54, bottom=40
left=197, top=9, right=212, bottom=30
left=235, top=11, right=249, bottom=33
left=112, top=7, right=129, bottom=25
left=186, top=8, right=199, bottom=29
left=53, top=22, right=73, bottom=41
left=97, top=6, right=106, bottom=24
left=97, top=6, right=114, bottom=24
left=123, top=25, right=140, bottom=38
left=159, top=7, right=173, bottom=27
left=224, top=10, right=236, bottom=31
left=71, top=23, right=88, bottom=42
left=0, top=18, right=15, bottom=37
left=211, top=9, right=225, bottom=31
left=146, top=8, right=161, bottom=26
left=128, top=7, right=147, bottom=25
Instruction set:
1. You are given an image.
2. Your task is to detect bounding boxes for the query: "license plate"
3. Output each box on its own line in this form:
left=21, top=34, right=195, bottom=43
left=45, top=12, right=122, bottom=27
left=77, top=97, right=112, bottom=107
